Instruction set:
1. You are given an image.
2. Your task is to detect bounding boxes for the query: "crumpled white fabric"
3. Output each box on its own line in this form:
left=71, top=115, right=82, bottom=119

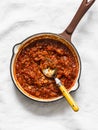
left=0, top=0, right=98, bottom=129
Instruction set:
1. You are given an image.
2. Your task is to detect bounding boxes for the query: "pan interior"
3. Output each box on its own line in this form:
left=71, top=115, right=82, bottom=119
left=12, top=33, right=80, bottom=102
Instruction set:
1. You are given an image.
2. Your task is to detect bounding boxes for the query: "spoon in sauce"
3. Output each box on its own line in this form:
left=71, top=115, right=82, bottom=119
left=42, top=67, right=79, bottom=112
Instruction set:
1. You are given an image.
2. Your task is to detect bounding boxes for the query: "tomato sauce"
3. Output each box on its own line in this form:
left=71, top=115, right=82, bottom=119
left=14, top=39, right=79, bottom=99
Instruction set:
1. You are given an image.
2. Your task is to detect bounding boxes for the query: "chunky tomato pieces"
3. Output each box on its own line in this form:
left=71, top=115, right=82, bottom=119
left=15, top=39, right=78, bottom=99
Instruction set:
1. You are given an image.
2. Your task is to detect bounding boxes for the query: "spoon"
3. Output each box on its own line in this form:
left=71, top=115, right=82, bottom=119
left=42, top=68, right=79, bottom=112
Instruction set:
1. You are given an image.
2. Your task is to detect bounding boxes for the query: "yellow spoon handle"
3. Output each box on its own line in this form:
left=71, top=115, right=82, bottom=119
left=59, top=85, right=79, bottom=112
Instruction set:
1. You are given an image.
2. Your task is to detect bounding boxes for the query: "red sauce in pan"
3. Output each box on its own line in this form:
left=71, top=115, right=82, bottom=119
left=14, top=39, right=79, bottom=99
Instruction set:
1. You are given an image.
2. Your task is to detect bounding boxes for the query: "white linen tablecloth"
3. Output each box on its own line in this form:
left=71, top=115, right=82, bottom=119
left=0, top=0, right=98, bottom=129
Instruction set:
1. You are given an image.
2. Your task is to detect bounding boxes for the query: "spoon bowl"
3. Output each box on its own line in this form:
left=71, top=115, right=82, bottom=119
left=42, top=68, right=57, bottom=78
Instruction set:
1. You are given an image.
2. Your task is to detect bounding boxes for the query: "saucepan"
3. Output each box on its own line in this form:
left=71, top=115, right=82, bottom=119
left=10, top=0, right=95, bottom=104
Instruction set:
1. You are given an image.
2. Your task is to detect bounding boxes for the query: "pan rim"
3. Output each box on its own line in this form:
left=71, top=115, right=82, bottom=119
left=10, top=32, right=81, bottom=102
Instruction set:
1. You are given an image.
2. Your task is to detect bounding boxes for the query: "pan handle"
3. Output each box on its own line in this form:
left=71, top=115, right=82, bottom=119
left=60, top=0, right=95, bottom=42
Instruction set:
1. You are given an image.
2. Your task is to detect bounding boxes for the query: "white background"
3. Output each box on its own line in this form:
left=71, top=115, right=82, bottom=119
left=0, top=0, right=98, bottom=129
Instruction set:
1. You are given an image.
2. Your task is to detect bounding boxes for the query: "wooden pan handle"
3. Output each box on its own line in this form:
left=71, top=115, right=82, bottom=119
left=60, top=0, right=95, bottom=42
